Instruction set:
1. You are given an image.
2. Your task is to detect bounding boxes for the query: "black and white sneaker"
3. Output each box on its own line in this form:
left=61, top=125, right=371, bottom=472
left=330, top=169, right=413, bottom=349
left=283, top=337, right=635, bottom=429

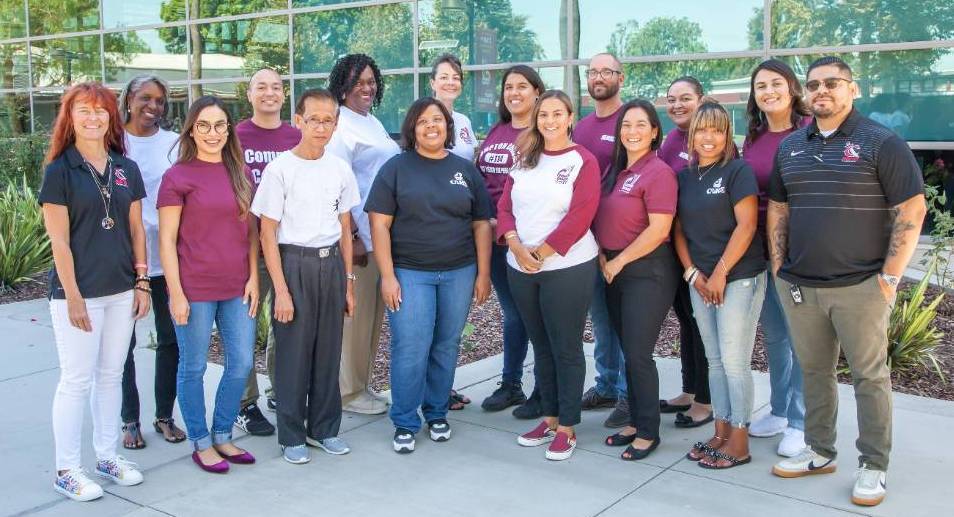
left=393, top=428, right=416, bottom=454
left=428, top=419, right=452, bottom=442
left=235, top=403, right=275, bottom=436
left=266, top=397, right=277, bottom=412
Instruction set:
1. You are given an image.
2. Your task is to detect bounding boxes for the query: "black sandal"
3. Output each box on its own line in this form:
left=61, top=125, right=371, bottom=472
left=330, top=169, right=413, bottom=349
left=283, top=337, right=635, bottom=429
left=686, top=437, right=725, bottom=461
left=122, top=421, right=146, bottom=449
left=675, top=411, right=714, bottom=428
left=621, top=438, right=660, bottom=461
left=605, top=432, right=637, bottom=447
left=153, top=417, right=186, bottom=443
left=449, top=390, right=470, bottom=411
left=659, top=399, right=691, bottom=413
left=698, top=450, right=752, bottom=470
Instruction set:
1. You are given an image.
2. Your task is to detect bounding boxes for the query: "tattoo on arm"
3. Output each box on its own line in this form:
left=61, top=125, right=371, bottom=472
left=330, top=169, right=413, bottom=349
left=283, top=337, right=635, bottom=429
left=887, top=207, right=917, bottom=258
left=767, top=201, right=789, bottom=272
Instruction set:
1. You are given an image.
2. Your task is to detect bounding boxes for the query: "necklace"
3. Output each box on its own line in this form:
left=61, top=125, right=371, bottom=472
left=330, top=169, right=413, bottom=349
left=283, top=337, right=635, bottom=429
left=696, top=162, right=718, bottom=181
left=84, top=156, right=115, bottom=230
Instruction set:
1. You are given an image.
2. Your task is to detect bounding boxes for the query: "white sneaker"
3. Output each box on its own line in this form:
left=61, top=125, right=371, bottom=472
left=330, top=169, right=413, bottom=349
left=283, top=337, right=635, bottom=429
left=95, top=456, right=144, bottom=486
left=777, top=427, right=807, bottom=457
left=749, top=413, right=788, bottom=437
left=772, top=447, right=837, bottom=478
left=852, top=464, right=887, bottom=506
left=54, top=468, right=104, bottom=502
left=343, top=392, right=388, bottom=415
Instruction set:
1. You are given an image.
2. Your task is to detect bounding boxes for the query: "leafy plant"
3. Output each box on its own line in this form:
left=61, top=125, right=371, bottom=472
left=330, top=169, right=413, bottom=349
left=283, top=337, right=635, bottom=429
left=920, top=184, right=954, bottom=289
left=923, top=158, right=950, bottom=187
left=255, top=292, right=272, bottom=349
left=0, top=177, right=52, bottom=290
left=0, top=135, right=48, bottom=190
left=887, top=259, right=946, bottom=381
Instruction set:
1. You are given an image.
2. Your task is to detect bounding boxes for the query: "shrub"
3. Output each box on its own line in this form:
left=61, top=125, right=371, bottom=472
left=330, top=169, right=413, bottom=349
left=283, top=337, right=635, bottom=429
left=0, top=134, right=48, bottom=190
left=0, top=177, right=52, bottom=290
left=921, top=184, right=954, bottom=288
left=888, top=260, right=946, bottom=381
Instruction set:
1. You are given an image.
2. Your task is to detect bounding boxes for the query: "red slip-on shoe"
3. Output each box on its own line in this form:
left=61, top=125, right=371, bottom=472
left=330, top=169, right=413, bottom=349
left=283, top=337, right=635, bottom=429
left=517, top=421, right=556, bottom=447
left=545, top=431, right=577, bottom=461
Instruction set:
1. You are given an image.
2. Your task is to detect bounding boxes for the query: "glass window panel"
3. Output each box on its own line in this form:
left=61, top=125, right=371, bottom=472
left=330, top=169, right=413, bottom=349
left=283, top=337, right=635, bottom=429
left=31, top=35, right=102, bottom=87
left=32, top=89, right=63, bottom=132
left=156, top=84, right=189, bottom=133
left=102, top=0, right=185, bottom=29
left=771, top=1, right=954, bottom=48
left=0, top=43, right=30, bottom=90
left=295, top=73, right=413, bottom=134
left=0, top=91, right=30, bottom=136
left=579, top=0, right=762, bottom=58
left=781, top=49, right=954, bottom=142
left=293, top=0, right=363, bottom=6
left=193, top=16, right=289, bottom=80
left=418, top=0, right=558, bottom=68
left=0, top=0, right=27, bottom=39
left=28, top=0, right=99, bottom=36
left=191, top=81, right=291, bottom=124
left=104, top=29, right=189, bottom=84
left=294, top=4, right=414, bottom=75
left=189, top=0, right=284, bottom=19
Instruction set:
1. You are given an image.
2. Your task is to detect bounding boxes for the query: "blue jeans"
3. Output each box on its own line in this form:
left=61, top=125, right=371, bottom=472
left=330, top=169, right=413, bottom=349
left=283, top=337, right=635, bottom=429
left=590, top=271, right=626, bottom=398
left=388, top=264, right=476, bottom=433
left=490, top=245, right=530, bottom=385
left=760, top=268, right=805, bottom=430
left=689, top=272, right=767, bottom=427
left=174, top=296, right=256, bottom=450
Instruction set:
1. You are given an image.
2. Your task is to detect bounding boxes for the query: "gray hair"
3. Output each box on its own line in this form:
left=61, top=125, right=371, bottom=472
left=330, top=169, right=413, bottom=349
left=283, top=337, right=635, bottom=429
left=119, top=74, right=171, bottom=129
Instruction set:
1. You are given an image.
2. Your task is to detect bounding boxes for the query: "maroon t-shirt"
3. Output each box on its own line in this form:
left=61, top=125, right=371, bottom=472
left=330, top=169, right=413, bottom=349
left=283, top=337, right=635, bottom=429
left=477, top=122, right=523, bottom=212
left=593, top=153, right=678, bottom=251
left=742, top=117, right=812, bottom=230
left=657, top=127, right=690, bottom=172
left=235, top=119, right=301, bottom=185
left=573, top=107, right=622, bottom=178
left=157, top=160, right=254, bottom=302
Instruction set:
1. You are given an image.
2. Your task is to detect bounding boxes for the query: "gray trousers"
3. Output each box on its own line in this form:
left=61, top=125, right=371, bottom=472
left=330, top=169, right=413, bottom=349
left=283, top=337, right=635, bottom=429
left=775, top=275, right=893, bottom=470
left=241, top=259, right=276, bottom=407
left=273, top=243, right=345, bottom=446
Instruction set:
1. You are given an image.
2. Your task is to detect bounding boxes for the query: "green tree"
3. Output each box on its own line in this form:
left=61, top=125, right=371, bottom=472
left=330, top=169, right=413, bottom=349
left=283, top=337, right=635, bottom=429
left=418, top=0, right=544, bottom=66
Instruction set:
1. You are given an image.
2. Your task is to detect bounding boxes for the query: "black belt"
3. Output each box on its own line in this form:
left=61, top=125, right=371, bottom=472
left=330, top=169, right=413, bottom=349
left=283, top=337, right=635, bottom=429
left=279, top=242, right=340, bottom=258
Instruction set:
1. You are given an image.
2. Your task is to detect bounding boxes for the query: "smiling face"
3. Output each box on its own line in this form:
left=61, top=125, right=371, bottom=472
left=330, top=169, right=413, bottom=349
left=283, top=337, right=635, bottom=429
left=753, top=69, right=793, bottom=118
left=619, top=106, right=657, bottom=159
left=414, top=104, right=448, bottom=154
left=71, top=99, right=109, bottom=143
left=295, top=97, right=338, bottom=149
left=503, top=72, right=540, bottom=120
left=536, top=97, right=572, bottom=147
left=190, top=105, right=229, bottom=159
left=806, top=64, right=856, bottom=120
left=127, top=81, right=165, bottom=134
left=430, top=62, right=462, bottom=106
left=344, top=66, right=377, bottom=116
left=586, top=54, right=622, bottom=102
left=666, top=81, right=702, bottom=129
left=247, top=69, right=284, bottom=116
left=692, top=125, right=727, bottom=166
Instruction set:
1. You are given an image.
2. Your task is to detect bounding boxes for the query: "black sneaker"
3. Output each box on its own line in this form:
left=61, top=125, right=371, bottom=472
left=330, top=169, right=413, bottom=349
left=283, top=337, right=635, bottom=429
left=581, top=386, right=617, bottom=410
left=512, top=388, right=543, bottom=419
left=266, top=397, right=277, bottom=412
left=428, top=419, right=452, bottom=442
left=393, top=428, right=415, bottom=453
left=603, top=398, right=630, bottom=429
left=235, top=403, right=275, bottom=436
left=481, top=381, right=527, bottom=412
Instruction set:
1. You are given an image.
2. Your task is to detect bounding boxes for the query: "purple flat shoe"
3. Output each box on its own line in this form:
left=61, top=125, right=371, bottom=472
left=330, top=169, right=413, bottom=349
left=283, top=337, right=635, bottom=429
left=192, top=451, right=229, bottom=473
left=218, top=449, right=256, bottom=465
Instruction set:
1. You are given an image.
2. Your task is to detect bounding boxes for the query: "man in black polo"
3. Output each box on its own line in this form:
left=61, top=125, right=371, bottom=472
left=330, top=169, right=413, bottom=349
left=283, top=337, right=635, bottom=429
left=766, top=56, right=925, bottom=508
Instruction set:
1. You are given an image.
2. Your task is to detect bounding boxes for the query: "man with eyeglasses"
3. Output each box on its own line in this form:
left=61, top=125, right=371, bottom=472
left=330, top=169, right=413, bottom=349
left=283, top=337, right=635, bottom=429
left=572, top=53, right=630, bottom=428
left=233, top=68, right=302, bottom=437
left=767, top=56, right=925, bottom=507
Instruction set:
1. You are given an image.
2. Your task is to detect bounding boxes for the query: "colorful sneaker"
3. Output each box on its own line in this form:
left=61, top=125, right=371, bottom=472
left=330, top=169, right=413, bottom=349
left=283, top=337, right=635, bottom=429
left=282, top=444, right=311, bottom=464
left=54, top=468, right=104, bottom=502
left=749, top=413, right=788, bottom=437
left=393, top=428, right=416, bottom=454
left=517, top=421, right=556, bottom=447
left=772, top=448, right=837, bottom=478
left=852, top=463, right=887, bottom=507
left=777, top=427, right=807, bottom=458
left=95, top=456, right=144, bottom=486
left=428, top=419, right=452, bottom=442
left=545, top=431, right=577, bottom=461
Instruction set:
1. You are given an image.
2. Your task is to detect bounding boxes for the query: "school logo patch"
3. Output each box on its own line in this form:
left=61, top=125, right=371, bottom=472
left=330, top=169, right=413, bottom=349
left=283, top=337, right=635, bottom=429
left=842, top=142, right=861, bottom=163
left=600, top=134, right=615, bottom=143
left=620, top=174, right=640, bottom=193
left=555, top=166, right=575, bottom=185
left=449, top=172, right=468, bottom=187
left=459, top=126, right=474, bottom=145
left=114, top=168, right=128, bottom=187
left=706, top=177, right=725, bottom=195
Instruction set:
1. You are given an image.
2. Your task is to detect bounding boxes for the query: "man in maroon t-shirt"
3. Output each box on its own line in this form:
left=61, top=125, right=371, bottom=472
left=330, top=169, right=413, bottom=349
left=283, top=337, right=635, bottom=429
left=572, top=53, right=629, bottom=428
left=234, top=68, right=301, bottom=437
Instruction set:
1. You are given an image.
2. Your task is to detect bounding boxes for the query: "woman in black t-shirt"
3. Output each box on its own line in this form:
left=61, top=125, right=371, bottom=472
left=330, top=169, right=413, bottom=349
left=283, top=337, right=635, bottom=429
left=366, top=97, right=492, bottom=454
left=673, top=101, right=766, bottom=470
left=39, top=82, right=150, bottom=502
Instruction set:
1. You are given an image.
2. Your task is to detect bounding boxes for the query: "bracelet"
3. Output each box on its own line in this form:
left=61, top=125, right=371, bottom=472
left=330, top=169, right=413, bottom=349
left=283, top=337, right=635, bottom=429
left=683, top=266, right=698, bottom=282
left=135, top=275, right=149, bottom=283
left=134, top=263, right=147, bottom=269
left=718, top=258, right=729, bottom=275
left=687, top=270, right=700, bottom=285
left=346, top=273, right=357, bottom=281
left=134, top=285, right=152, bottom=293
left=504, top=231, right=518, bottom=241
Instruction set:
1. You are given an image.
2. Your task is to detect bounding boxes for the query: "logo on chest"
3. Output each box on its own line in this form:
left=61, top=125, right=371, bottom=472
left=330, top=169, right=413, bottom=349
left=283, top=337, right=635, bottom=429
left=450, top=172, right=468, bottom=187
left=555, top=165, right=576, bottom=185
left=620, top=174, right=641, bottom=194
left=706, top=177, right=725, bottom=195
left=459, top=127, right=474, bottom=145
left=114, top=168, right=128, bottom=188
left=600, top=134, right=615, bottom=143
left=842, top=142, right=861, bottom=163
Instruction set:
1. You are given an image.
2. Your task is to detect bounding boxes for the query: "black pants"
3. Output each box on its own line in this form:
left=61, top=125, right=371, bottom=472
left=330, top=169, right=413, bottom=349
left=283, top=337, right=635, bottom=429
left=673, top=267, right=711, bottom=405
left=508, top=258, right=596, bottom=427
left=273, top=244, right=345, bottom=446
left=606, top=245, right=679, bottom=440
left=121, top=276, right=179, bottom=423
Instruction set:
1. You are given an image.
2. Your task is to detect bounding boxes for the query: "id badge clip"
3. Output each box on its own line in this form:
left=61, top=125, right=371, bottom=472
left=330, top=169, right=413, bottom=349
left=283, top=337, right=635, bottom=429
left=790, top=284, right=803, bottom=305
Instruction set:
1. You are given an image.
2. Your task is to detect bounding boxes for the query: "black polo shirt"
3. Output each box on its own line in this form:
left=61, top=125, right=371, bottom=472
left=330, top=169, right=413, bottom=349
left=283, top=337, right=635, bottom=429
left=364, top=150, right=492, bottom=271
left=768, top=109, right=923, bottom=287
left=39, top=146, right=146, bottom=299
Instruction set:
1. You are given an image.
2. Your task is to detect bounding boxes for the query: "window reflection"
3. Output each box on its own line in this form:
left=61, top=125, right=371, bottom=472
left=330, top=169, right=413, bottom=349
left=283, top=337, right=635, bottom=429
left=104, top=30, right=189, bottom=84
left=1, top=0, right=27, bottom=39
left=0, top=43, right=29, bottom=90
left=28, top=0, right=99, bottom=36
left=30, top=36, right=102, bottom=87
left=193, top=81, right=290, bottom=124
left=192, top=16, right=289, bottom=81
left=102, top=0, right=184, bottom=29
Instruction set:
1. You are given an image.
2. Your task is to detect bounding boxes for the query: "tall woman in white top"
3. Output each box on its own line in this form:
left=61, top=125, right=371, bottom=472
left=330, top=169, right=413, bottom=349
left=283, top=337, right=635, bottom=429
left=497, top=90, right=601, bottom=461
left=326, top=53, right=401, bottom=415
left=430, top=53, right=477, bottom=162
left=118, top=75, right=185, bottom=448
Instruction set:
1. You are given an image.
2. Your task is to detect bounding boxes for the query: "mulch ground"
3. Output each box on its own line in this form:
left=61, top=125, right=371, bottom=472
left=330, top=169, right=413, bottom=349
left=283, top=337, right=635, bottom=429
left=0, top=272, right=48, bottom=304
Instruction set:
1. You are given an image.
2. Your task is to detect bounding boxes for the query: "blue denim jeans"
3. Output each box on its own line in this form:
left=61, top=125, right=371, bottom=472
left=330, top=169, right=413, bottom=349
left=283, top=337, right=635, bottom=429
left=174, top=296, right=256, bottom=451
left=590, top=271, right=626, bottom=399
left=388, top=264, right=476, bottom=433
left=490, top=244, right=530, bottom=385
left=689, top=272, right=767, bottom=427
left=760, top=268, right=805, bottom=430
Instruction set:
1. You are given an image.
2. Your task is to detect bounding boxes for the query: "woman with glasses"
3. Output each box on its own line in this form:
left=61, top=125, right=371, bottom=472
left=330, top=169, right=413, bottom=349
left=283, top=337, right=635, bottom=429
left=158, top=96, right=259, bottom=474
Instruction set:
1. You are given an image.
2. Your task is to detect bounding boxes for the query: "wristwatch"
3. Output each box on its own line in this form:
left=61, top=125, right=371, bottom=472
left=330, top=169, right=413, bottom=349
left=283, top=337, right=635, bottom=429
left=879, top=272, right=900, bottom=287
left=346, top=273, right=357, bottom=281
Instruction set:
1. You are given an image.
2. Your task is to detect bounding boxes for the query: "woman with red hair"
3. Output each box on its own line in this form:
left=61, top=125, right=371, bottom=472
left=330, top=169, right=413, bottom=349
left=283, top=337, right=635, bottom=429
left=40, top=82, right=150, bottom=502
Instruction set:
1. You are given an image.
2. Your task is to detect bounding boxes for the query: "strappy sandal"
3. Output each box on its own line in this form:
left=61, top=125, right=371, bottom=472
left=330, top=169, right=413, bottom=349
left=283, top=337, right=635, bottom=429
left=153, top=417, right=186, bottom=443
left=449, top=390, right=471, bottom=411
left=698, top=450, right=752, bottom=470
left=686, top=436, right=725, bottom=461
left=122, top=421, right=146, bottom=449
left=605, top=432, right=637, bottom=447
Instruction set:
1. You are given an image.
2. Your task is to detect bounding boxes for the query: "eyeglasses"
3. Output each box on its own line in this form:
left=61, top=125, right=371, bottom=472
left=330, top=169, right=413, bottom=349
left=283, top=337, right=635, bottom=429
left=194, top=121, right=229, bottom=135
left=805, top=77, right=852, bottom=93
left=585, top=68, right=621, bottom=80
left=302, top=117, right=336, bottom=130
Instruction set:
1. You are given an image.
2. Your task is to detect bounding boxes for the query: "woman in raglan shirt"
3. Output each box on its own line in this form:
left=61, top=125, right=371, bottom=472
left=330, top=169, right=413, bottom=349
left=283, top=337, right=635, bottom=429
left=498, top=90, right=601, bottom=461
left=476, top=64, right=546, bottom=419
left=741, top=59, right=812, bottom=457
left=657, top=76, right=713, bottom=430
left=116, top=75, right=185, bottom=450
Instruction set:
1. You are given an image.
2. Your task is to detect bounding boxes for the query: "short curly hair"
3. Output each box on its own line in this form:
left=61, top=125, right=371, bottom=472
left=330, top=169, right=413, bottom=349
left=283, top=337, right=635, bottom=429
left=327, top=53, right=385, bottom=110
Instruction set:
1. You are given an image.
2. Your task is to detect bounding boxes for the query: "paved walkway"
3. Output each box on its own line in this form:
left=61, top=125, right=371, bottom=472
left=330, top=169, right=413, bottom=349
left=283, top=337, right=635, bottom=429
left=3, top=296, right=952, bottom=517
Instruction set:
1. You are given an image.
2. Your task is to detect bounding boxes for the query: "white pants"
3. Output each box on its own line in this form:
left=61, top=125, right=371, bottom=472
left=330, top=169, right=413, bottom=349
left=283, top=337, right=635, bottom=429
left=50, top=290, right=135, bottom=471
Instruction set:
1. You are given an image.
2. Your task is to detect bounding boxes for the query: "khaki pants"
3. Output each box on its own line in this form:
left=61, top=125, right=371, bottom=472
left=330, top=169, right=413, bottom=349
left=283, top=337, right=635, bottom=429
left=339, top=251, right=385, bottom=405
left=775, top=275, right=893, bottom=470
left=241, top=260, right=276, bottom=408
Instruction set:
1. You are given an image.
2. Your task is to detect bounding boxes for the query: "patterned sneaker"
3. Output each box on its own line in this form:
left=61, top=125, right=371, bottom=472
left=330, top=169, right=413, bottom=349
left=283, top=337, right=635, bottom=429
left=517, top=421, right=556, bottom=447
left=428, top=419, right=452, bottom=442
left=282, top=444, right=311, bottom=464
left=95, top=456, right=144, bottom=486
left=772, top=448, right=837, bottom=478
left=545, top=431, right=577, bottom=461
left=235, top=403, right=275, bottom=436
left=393, top=428, right=416, bottom=454
left=852, top=463, right=887, bottom=506
left=54, top=468, right=104, bottom=502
